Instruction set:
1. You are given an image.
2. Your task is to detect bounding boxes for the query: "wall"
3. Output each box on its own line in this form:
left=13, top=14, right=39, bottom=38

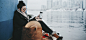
left=0, top=0, right=18, bottom=40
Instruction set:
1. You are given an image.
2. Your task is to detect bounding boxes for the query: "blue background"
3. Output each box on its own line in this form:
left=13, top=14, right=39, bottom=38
left=0, top=0, right=18, bottom=40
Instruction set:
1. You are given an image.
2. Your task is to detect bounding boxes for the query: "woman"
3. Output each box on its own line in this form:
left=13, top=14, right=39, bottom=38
left=13, top=1, right=63, bottom=40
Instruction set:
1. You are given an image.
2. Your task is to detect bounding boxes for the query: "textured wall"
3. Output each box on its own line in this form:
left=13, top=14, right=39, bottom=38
left=0, top=0, right=18, bottom=40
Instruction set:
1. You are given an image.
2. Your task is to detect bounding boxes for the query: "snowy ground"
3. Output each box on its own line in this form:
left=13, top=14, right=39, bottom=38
left=27, top=10, right=86, bottom=40
left=49, top=23, right=86, bottom=40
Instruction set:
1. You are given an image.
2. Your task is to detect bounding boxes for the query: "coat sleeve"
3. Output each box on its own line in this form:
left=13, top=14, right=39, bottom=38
left=13, top=11, right=28, bottom=27
left=29, top=17, right=36, bottom=21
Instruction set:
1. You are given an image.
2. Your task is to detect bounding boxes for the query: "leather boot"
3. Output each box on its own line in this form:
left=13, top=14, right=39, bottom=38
left=52, top=33, right=63, bottom=40
left=52, top=33, right=59, bottom=38
left=57, top=36, right=63, bottom=40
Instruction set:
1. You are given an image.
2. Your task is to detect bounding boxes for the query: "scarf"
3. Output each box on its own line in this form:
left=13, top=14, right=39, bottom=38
left=17, top=9, right=29, bottom=22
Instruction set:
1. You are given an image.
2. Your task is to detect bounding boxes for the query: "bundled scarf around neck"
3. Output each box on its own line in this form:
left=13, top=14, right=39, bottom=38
left=17, top=9, right=29, bottom=22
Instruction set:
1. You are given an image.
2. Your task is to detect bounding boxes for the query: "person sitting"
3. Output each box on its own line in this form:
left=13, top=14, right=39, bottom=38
left=13, top=1, right=63, bottom=40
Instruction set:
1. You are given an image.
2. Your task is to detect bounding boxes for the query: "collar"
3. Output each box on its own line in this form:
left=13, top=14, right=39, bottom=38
left=17, top=9, right=29, bottom=22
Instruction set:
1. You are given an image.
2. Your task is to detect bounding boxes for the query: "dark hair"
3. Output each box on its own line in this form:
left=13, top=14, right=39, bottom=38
left=17, top=1, right=26, bottom=9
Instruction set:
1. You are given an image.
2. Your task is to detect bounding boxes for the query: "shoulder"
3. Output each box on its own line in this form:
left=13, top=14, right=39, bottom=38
left=14, top=10, right=21, bottom=18
left=14, top=10, right=19, bottom=14
left=14, top=10, right=21, bottom=16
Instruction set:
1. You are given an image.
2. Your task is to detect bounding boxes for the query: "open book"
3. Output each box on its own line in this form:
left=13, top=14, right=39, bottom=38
left=27, top=11, right=40, bottom=20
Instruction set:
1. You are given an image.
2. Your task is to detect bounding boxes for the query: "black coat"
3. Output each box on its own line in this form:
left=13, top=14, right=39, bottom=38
left=13, top=10, right=36, bottom=40
left=13, top=10, right=53, bottom=40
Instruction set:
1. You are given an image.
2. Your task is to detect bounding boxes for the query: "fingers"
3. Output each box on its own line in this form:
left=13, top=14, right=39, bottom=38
left=35, top=16, right=40, bottom=19
left=37, top=14, right=40, bottom=17
left=36, top=19, right=42, bottom=21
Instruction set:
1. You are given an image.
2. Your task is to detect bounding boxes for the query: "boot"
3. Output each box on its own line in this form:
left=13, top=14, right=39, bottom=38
left=57, top=36, right=63, bottom=40
left=52, top=33, right=63, bottom=40
left=52, top=33, right=59, bottom=38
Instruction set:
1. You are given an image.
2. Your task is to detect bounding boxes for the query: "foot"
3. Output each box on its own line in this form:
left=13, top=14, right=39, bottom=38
left=57, top=36, right=63, bottom=40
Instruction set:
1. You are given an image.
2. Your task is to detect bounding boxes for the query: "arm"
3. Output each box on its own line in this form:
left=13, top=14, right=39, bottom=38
left=29, top=14, right=42, bottom=21
left=13, top=11, right=28, bottom=26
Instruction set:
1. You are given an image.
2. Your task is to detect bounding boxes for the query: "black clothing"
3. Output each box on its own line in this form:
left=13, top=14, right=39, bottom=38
left=13, top=10, right=53, bottom=40
left=13, top=10, right=28, bottom=40
left=38, top=21, right=53, bottom=34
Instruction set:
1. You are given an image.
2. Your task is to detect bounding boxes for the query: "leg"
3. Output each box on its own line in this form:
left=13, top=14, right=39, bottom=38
left=38, top=21, right=53, bottom=34
left=38, top=21, right=63, bottom=39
